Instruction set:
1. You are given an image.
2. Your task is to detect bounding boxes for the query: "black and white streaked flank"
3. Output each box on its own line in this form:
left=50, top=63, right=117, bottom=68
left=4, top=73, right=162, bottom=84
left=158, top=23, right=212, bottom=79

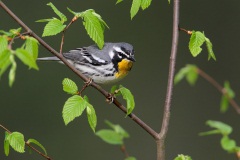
left=37, top=42, right=136, bottom=84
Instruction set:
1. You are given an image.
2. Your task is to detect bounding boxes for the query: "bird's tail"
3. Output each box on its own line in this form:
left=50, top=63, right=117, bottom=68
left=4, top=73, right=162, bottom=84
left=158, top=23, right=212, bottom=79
left=37, top=57, right=60, bottom=61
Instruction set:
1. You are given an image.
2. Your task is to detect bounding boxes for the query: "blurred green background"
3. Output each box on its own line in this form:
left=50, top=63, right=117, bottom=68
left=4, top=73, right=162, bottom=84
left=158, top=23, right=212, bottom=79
left=1, top=0, right=240, bottom=159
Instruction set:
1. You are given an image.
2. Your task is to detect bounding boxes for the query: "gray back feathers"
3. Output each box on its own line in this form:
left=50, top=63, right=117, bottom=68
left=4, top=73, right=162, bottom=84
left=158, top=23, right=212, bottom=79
left=37, top=42, right=134, bottom=64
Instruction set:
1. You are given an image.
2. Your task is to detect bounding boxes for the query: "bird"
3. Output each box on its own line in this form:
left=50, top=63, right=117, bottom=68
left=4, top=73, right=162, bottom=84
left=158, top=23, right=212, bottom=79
left=37, top=42, right=136, bottom=84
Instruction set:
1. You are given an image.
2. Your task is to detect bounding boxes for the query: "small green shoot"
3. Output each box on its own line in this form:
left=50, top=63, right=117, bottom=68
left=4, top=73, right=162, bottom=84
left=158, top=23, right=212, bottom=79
left=174, top=154, right=192, bottom=160
left=96, top=129, right=124, bottom=145
left=200, top=120, right=240, bottom=153
left=174, top=64, right=198, bottom=86
left=189, top=31, right=216, bottom=60
left=111, top=85, right=135, bottom=116
left=27, top=139, right=47, bottom=155
left=36, top=3, right=67, bottom=37
left=0, top=28, right=39, bottom=86
left=220, top=81, right=235, bottom=113
left=96, top=120, right=135, bottom=158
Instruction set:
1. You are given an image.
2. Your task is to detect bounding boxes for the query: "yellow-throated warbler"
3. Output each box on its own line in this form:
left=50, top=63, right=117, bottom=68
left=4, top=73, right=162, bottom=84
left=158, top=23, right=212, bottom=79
left=37, top=42, right=136, bottom=84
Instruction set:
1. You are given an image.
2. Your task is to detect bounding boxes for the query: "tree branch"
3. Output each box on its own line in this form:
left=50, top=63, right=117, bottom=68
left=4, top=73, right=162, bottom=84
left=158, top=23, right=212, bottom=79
left=0, top=0, right=159, bottom=141
left=157, top=0, right=180, bottom=160
left=0, top=124, right=52, bottom=160
left=197, top=68, right=240, bottom=114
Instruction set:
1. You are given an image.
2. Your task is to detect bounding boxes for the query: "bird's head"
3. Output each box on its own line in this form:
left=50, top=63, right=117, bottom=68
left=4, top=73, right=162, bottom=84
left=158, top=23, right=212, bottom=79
left=109, top=42, right=136, bottom=63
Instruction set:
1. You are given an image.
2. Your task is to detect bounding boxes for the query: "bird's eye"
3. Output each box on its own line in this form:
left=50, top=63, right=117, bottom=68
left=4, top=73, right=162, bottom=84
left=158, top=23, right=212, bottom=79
left=125, top=50, right=130, bottom=55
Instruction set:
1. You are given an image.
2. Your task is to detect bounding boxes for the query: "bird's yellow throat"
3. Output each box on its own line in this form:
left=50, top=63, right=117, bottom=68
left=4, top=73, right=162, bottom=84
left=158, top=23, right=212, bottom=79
left=115, top=59, right=133, bottom=78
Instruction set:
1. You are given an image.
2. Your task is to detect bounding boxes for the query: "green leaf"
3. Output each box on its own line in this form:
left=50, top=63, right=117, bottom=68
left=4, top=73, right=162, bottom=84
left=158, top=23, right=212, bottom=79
left=119, top=85, right=135, bottom=116
left=86, top=104, right=97, bottom=132
left=221, top=136, right=236, bottom=152
left=186, top=65, right=198, bottom=86
left=92, top=12, right=110, bottom=29
left=67, top=8, right=80, bottom=17
left=0, top=28, right=21, bottom=38
left=47, top=2, right=67, bottom=23
left=62, top=78, right=78, bottom=95
left=8, top=55, right=16, bottom=87
left=220, top=95, right=229, bottom=113
left=116, top=0, right=124, bottom=4
left=205, top=37, right=216, bottom=61
left=0, top=49, right=11, bottom=68
left=174, top=64, right=198, bottom=85
left=0, top=59, right=11, bottom=78
left=36, top=19, right=53, bottom=23
left=234, top=147, right=240, bottom=152
left=4, top=132, right=10, bottom=156
left=125, top=157, right=137, bottom=160
left=206, top=120, right=232, bottom=135
left=0, top=36, right=8, bottom=54
left=81, top=10, right=106, bottom=49
left=83, top=95, right=89, bottom=102
left=199, top=129, right=221, bottom=136
left=224, top=81, right=235, bottom=98
left=24, top=36, right=39, bottom=60
left=15, top=48, right=39, bottom=70
left=9, top=28, right=22, bottom=36
left=105, top=120, right=129, bottom=138
left=174, top=154, right=192, bottom=160
left=174, top=65, right=190, bottom=85
left=27, top=138, right=47, bottom=155
left=168, top=0, right=171, bottom=4
left=220, top=81, right=235, bottom=113
left=141, top=0, right=152, bottom=10
left=189, top=31, right=206, bottom=57
left=130, top=0, right=141, bottom=19
left=110, top=85, right=121, bottom=96
left=7, top=132, right=25, bottom=153
left=67, top=9, right=109, bottom=49
left=62, top=95, right=87, bottom=125
left=96, top=129, right=123, bottom=145
left=0, top=30, right=13, bottom=37
left=0, top=49, right=11, bottom=78
left=42, top=19, right=66, bottom=37
left=110, top=85, right=118, bottom=94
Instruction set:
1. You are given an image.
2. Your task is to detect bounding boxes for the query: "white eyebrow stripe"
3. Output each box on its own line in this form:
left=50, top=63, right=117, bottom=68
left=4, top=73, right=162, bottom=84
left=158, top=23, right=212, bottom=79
left=113, top=46, right=129, bottom=57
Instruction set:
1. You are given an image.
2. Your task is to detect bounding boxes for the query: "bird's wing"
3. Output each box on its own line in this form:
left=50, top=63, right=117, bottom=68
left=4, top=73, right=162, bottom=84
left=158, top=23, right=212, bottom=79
left=85, top=43, right=112, bottom=62
left=63, top=47, right=110, bottom=66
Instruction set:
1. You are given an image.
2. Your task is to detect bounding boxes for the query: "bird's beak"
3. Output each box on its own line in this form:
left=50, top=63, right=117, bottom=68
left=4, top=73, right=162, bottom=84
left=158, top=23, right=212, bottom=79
left=129, top=56, right=136, bottom=62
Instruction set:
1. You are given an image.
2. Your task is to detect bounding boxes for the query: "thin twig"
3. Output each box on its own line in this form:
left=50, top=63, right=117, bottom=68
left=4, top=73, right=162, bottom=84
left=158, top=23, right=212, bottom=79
left=197, top=68, right=240, bottom=114
left=0, top=1, right=159, bottom=140
left=0, top=124, right=11, bottom=133
left=236, top=151, right=240, bottom=160
left=60, top=17, right=77, bottom=54
left=78, top=78, right=92, bottom=95
left=8, top=31, right=31, bottom=48
left=120, top=145, right=129, bottom=158
left=179, top=27, right=192, bottom=35
left=0, top=124, right=52, bottom=160
left=157, top=0, right=180, bottom=160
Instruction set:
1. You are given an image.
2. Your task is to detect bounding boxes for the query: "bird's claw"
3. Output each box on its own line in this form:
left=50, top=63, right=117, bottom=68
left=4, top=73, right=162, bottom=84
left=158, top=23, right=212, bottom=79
left=85, top=78, right=93, bottom=86
left=106, top=93, right=116, bottom=104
